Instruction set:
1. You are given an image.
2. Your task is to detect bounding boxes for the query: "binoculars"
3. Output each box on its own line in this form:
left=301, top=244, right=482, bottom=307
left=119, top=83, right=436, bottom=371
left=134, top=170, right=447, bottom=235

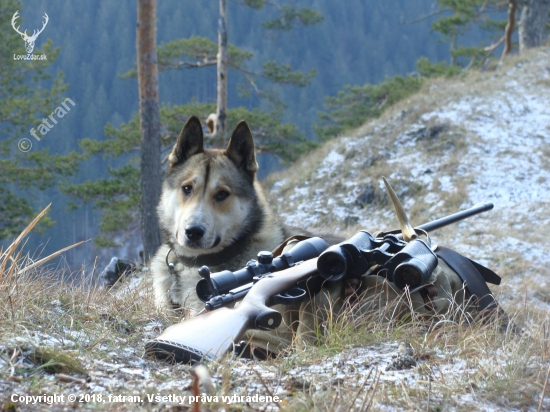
left=317, top=231, right=438, bottom=290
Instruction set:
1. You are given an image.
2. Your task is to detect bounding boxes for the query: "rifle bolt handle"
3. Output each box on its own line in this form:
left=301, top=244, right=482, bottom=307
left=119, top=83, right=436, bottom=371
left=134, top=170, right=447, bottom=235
left=198, top=266, right=211, bottom=280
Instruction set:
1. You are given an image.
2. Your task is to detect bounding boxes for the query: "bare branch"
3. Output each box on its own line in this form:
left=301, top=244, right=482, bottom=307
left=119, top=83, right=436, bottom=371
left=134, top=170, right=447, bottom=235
left=400, top=8, right=448, bottom=25
left=484, top=35, right=505, bottom=52
left=475, top=0, right=490, bottom=19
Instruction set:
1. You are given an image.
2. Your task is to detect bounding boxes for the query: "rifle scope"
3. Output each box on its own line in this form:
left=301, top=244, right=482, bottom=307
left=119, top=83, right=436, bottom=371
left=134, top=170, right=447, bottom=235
left=196, top=237, right=329, bottom=302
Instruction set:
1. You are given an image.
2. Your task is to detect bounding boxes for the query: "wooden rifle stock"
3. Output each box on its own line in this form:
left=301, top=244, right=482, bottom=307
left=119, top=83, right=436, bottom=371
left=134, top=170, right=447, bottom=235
left=145, top=259, right=318, bottom=363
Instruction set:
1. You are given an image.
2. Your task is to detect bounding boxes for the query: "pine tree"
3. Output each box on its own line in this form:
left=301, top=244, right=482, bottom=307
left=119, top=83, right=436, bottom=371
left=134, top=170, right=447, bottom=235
left=0, top=0, right=81, bottom=240
left=431, top=0, right=508, bottom=67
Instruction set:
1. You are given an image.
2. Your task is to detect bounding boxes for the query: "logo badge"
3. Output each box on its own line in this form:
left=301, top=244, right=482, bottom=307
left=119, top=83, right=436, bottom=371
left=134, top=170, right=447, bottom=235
left=11, top=10, right=48, bottom=55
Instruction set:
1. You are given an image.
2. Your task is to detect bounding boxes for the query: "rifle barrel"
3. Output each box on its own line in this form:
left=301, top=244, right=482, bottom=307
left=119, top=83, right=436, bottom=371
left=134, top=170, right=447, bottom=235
left=416, top=202, right=494, bottom=233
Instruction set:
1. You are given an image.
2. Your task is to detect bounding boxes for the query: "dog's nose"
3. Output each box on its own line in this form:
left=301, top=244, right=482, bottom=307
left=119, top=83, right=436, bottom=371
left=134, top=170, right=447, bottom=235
left=185, top=225, right=205, bottom=241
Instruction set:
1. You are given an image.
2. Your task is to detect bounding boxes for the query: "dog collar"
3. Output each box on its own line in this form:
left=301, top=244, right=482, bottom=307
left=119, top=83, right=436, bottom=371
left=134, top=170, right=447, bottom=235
left=167, top=235, right=250, bottom=269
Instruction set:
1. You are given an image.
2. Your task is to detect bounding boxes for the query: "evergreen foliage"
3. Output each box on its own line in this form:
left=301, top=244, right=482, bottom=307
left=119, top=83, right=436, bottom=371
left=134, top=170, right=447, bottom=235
left=65, top=102, right=314, bottom=246
left=431, top=0, right=508, bottom=67
left=65, top=0, right=321, bottom=245
left=240, top=0, right=323, bottom=30
left=314, top=1, right=511, bottom=141
left=121, top=36, right=316, bottom=104
left=415, top=56, right=462, bottom=78
left=0, top=0, right=81, bottom=240
left=314, top=57, right=463, bottom=141
left=2, top=0, right=490, bottom=262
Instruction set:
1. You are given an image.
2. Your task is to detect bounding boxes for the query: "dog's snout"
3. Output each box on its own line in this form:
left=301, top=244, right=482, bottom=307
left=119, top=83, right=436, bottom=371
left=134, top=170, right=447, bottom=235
left=185, top=225, right=205, bottom=241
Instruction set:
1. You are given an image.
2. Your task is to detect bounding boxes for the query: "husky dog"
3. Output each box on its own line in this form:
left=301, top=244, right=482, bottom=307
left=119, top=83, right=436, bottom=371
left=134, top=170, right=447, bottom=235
left=151, top=116, right=287, bottom=311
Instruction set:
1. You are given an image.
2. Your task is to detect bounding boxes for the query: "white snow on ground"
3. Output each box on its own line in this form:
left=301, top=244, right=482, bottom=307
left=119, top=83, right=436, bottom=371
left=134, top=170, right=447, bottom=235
left=261, top=51, right=550, bottom=410
left=272, top=52, right=550, bottom=270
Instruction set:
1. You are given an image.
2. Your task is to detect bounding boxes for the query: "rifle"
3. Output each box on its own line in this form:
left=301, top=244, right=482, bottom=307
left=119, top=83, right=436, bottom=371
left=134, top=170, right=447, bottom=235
left=198, top=202, right=495, bottom=311
left=196, top=236, right=329, bottom=310
left=145, top=202, right=495, bottom=363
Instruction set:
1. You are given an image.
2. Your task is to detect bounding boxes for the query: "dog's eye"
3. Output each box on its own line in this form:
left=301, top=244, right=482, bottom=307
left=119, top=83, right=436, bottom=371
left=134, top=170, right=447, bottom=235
left=182, top=185, right=193, bottom=195
left=215, top=190, right=230, bottom=202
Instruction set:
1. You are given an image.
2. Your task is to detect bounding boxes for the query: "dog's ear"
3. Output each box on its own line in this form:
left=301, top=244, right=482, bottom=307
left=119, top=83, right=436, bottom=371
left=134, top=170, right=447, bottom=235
left=168, top=116, right=204, bottom=170
left=225, top=120, right=258, bottom=176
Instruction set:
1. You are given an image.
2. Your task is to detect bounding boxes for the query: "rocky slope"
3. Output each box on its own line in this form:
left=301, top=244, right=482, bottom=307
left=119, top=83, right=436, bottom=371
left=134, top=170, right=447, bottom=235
left=266, top=46, right=550, bottom=314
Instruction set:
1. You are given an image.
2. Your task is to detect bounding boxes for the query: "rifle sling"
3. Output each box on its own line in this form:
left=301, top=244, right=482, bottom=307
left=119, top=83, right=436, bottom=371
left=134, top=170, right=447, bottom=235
left=271, top=235, right=313, bottom=257
left=435, top=246, right=507, bottom=320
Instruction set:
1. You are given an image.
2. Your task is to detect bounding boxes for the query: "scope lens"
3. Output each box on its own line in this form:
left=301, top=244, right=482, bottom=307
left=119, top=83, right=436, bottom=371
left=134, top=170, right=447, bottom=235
left=394, top=265, right=422, bottom=290
left=318, top=251, right=347, bottom=281
left=196, top=279, right=214, bottom=302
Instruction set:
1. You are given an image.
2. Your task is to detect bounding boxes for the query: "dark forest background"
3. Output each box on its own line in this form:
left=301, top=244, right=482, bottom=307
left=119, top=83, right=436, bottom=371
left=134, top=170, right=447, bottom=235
left=1, top=0, right=497, bottom=273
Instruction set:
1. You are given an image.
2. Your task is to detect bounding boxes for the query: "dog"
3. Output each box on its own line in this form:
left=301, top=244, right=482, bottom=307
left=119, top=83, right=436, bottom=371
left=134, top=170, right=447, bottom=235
left=151, top=116, right=289, bottom=311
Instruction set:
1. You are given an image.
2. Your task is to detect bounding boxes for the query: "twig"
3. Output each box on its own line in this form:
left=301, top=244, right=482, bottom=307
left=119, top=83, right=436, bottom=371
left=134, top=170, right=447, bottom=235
left=86, top=256, right=98, bottom=310
left=55, top=373, right=87, bottom=385
left=400, top=380, right=414, bottom=410
left=0, top=204, right=51, bottom=281
left=191, top=370, right=200, bottom=412
left=161, top=58, right=217, bottom=71
left=360, top=369, right=380, bottom=412
left=427, top=372, right=432, bottom=412
left=328, top=393, right=338, bottom=411
left=345, top=368, right=373, bottom=411
left=8, top=295, right=15, bottom=321
left=16, top=240, right=88, bottom=276
left=475, top=0, right=490, bottom=19
left=538, top=363, right=550, bottom=412
left=400, top=8, right=448, bottom=25
left=251, top=367, right=281, bottom=409
left=484, top=35, right=505, bottom=53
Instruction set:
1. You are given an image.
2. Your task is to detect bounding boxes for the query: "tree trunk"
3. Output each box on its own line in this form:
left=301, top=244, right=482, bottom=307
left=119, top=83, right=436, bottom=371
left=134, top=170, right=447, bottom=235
left=137, top=0, right=161, bottom=262
left=502, top=0, right=518, bottom=58
left=215, top=0, right=228, bottom=147
left=519, top=0, right=550, bottom=52
left=450, top=32, right=458, bottom=66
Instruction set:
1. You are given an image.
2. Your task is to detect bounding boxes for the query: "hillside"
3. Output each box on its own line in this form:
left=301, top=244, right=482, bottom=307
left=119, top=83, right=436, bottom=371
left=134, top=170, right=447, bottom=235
left=266, top=46, right=550, bottom=315
left=1, top=48, right=550, bottom=412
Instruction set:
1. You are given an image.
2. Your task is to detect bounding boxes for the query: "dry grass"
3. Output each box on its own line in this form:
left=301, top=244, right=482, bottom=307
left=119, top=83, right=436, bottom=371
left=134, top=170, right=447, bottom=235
left=2, top=223, right=549, bottom=411
left=205, top=287, right=550, bottom=412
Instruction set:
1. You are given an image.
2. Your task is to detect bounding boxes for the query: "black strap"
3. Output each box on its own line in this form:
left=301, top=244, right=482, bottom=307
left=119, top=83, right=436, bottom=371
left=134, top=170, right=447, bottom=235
left=435, top=246, right=509, bottom=325
left=467, top=258, right=501, bottom=285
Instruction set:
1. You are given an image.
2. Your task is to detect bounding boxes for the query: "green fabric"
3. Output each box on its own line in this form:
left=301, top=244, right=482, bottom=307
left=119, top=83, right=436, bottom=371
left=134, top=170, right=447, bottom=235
left=246, top=251, right=473, bottom=355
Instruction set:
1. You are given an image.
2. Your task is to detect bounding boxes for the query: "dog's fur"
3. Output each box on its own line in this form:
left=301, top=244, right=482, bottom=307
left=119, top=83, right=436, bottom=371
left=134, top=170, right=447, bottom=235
left=151, top=116, right=288, bottom=311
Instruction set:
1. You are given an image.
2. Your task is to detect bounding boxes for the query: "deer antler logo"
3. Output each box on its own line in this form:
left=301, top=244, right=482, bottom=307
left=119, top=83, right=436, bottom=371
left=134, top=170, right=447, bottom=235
left=11, top=11, right=49, bottom=54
